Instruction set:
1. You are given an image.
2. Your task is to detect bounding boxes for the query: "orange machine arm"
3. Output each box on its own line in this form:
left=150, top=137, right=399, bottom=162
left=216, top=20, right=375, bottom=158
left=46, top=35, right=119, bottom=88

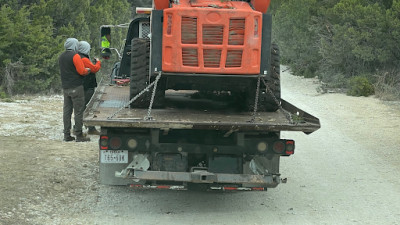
left=252, top=0, right=271, bottom=13
left=154, top=0, right=169, bottom=10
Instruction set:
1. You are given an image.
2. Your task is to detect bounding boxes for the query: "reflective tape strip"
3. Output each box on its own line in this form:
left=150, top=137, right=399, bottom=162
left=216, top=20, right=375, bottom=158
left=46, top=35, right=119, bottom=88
left=210, top=186, right=266, bottom=191
left=129, top=184, right=187, bottom=190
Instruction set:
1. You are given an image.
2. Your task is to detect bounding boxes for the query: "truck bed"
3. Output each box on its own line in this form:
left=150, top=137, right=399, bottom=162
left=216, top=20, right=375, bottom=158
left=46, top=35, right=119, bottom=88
left=84, top=85, right=320, bottom=133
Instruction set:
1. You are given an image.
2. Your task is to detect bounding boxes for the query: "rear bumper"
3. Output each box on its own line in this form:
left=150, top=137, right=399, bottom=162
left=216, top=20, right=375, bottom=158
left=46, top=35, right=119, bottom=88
left=116, top=169, right=281, bottom=188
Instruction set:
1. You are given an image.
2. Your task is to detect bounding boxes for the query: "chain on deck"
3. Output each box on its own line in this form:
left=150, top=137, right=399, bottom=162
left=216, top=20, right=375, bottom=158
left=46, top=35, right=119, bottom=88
left=107, top=72, right=162, bottom=120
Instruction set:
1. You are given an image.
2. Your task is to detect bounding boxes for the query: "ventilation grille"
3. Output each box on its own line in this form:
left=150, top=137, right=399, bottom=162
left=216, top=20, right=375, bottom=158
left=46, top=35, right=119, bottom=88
left=139, top=21, right=150, bottom=39
left=203, top=25, right=224, bottom=45
left=178, top=16, right=247, bottom=70
left=167, top=14, right=172, bottom=35
left=204, top=49, right=221, bottom=68
left=228, top=19, right=245, bottom=45
left=182, top=48, right=198, bottom=67
left=181, top=17, right=197, bottom=44
left=226, top=50, right=243, bottom=68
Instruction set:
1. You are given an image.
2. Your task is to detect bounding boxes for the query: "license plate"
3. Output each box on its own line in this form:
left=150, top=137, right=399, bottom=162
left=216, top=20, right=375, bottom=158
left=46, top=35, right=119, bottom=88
left=100, top=150, right=128, bottom=163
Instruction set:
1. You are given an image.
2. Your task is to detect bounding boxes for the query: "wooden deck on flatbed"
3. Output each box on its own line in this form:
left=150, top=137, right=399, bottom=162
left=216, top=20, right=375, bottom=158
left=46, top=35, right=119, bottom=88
left=84, top=85, right=320, bottom=133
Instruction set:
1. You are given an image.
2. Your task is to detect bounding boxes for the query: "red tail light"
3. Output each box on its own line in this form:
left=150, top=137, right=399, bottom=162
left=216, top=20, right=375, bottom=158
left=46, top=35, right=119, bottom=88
left=285, top=140, right=295, bottom=155
left=100, top=136, right=108, bottom=150
left=272, top=141, right=285, bottom=154
left=110, top=137, right=122, bottom=150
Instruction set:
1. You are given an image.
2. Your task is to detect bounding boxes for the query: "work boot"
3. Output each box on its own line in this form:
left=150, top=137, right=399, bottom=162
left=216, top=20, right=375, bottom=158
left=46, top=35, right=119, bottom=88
left=76, top=133, right=90, bottom=142
left=63, top=134, right=75, bottom=142
left=87, top=127, right=100, bottom=135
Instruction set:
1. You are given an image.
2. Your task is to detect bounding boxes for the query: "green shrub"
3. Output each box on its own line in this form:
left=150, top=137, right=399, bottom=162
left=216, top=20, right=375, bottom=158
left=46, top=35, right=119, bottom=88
left=0, top=91, right=12, bottom=102
left=0, top=87, right=8, bottom=99
left=0, top=91, right=7, bottom=99
left=347, top=76, right=375, bottom=97
left=302, top=67, right=315, bottom=78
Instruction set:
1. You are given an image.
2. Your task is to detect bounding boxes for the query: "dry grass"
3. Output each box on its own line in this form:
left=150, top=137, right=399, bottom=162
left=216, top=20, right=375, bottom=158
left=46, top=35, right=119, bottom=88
left=2, top=60, right=23, bottom=96
left=374, top=69, right=400, bottom=101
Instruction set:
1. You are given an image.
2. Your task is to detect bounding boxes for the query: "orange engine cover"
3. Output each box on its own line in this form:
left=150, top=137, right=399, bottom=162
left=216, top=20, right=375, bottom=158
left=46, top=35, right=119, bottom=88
left=162, top=0, right=263, bottom=75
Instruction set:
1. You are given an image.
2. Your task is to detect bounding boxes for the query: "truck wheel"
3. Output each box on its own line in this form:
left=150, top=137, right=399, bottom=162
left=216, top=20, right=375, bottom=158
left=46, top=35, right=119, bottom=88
left=130, top=38, right=164, bottom=108
left=245, top=43, right=281, bottom=112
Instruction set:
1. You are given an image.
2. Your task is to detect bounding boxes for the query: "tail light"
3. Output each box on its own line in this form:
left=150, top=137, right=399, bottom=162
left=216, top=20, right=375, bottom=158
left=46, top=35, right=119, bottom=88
left=100, top=136, right=108, bottom=150
left=272, top=140, right=295, bottom=155
left=127, top=138, right=138, bottom=149
left=272, top=141, right=285, bottom=154
left=285, top=140, right=295, bottom=155
left=110, top=137, right=122, bottom=150
left=257, top=142, right=268, bottom=152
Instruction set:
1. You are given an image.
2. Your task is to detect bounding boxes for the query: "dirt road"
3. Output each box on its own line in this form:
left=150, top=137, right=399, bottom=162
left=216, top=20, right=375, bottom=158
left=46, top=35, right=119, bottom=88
left=1, top=69, right=400, bottom=225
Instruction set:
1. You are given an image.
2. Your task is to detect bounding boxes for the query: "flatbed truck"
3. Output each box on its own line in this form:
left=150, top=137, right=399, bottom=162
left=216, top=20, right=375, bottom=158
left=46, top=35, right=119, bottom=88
left=83, top=84, right=320, bottom=191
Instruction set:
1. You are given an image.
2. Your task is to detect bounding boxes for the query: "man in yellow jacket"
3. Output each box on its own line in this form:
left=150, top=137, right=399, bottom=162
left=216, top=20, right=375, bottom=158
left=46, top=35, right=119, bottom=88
left=101, top=34, right=111, bottom=59
left=101, top=34, right=111, bottom=49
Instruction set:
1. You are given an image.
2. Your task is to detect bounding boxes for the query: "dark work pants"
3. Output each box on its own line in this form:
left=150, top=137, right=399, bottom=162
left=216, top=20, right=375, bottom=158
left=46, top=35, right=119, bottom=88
left=63, top=85, right=85, bottom=136
left=84, top=87, right=95, bottom=130
left=84, top=87, right=95, bottom=106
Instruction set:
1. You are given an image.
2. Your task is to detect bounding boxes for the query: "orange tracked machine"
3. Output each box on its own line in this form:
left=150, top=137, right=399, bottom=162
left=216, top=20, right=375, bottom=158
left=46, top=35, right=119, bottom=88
left=161, top=0, right=267, bottom=74
left=113, top=0, right=279, bottom=111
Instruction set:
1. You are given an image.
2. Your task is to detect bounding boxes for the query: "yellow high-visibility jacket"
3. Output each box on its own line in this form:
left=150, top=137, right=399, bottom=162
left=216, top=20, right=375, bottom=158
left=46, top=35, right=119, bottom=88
left=101, top=36, right=110, bottom=48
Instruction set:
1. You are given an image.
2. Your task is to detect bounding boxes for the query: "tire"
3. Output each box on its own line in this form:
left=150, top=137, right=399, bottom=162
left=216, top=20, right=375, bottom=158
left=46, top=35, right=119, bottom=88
left=129, top=38, right=164, bottom=108
left=245, top=43, right=281, bottom=112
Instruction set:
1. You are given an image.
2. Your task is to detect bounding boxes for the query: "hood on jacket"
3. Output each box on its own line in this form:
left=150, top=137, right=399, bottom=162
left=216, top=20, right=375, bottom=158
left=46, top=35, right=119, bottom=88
left=64, top=38, right=78, bottom=51
left=78, top=41, right=91, bottom=56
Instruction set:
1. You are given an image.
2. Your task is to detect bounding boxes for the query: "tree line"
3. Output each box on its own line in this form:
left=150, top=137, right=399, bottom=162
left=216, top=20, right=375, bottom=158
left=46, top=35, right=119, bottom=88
left=0, top=0, right=399, bottom=99
left=0, top=0, right=132, bottom=96
left=271, top=0, right=400, bottom=98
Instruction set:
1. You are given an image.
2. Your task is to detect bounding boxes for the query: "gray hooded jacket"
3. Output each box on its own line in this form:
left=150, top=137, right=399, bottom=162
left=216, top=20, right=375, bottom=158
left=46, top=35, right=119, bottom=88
left=64, top=38, right=78, bottom=51
left=78, top=41, right=91, bottom=56
left=59, top=38, right=85, bottom=89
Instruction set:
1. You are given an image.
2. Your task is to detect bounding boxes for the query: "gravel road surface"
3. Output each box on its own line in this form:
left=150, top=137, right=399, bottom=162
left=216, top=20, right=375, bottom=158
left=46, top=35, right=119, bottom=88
left=1, top=68, right=399, bottom=225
